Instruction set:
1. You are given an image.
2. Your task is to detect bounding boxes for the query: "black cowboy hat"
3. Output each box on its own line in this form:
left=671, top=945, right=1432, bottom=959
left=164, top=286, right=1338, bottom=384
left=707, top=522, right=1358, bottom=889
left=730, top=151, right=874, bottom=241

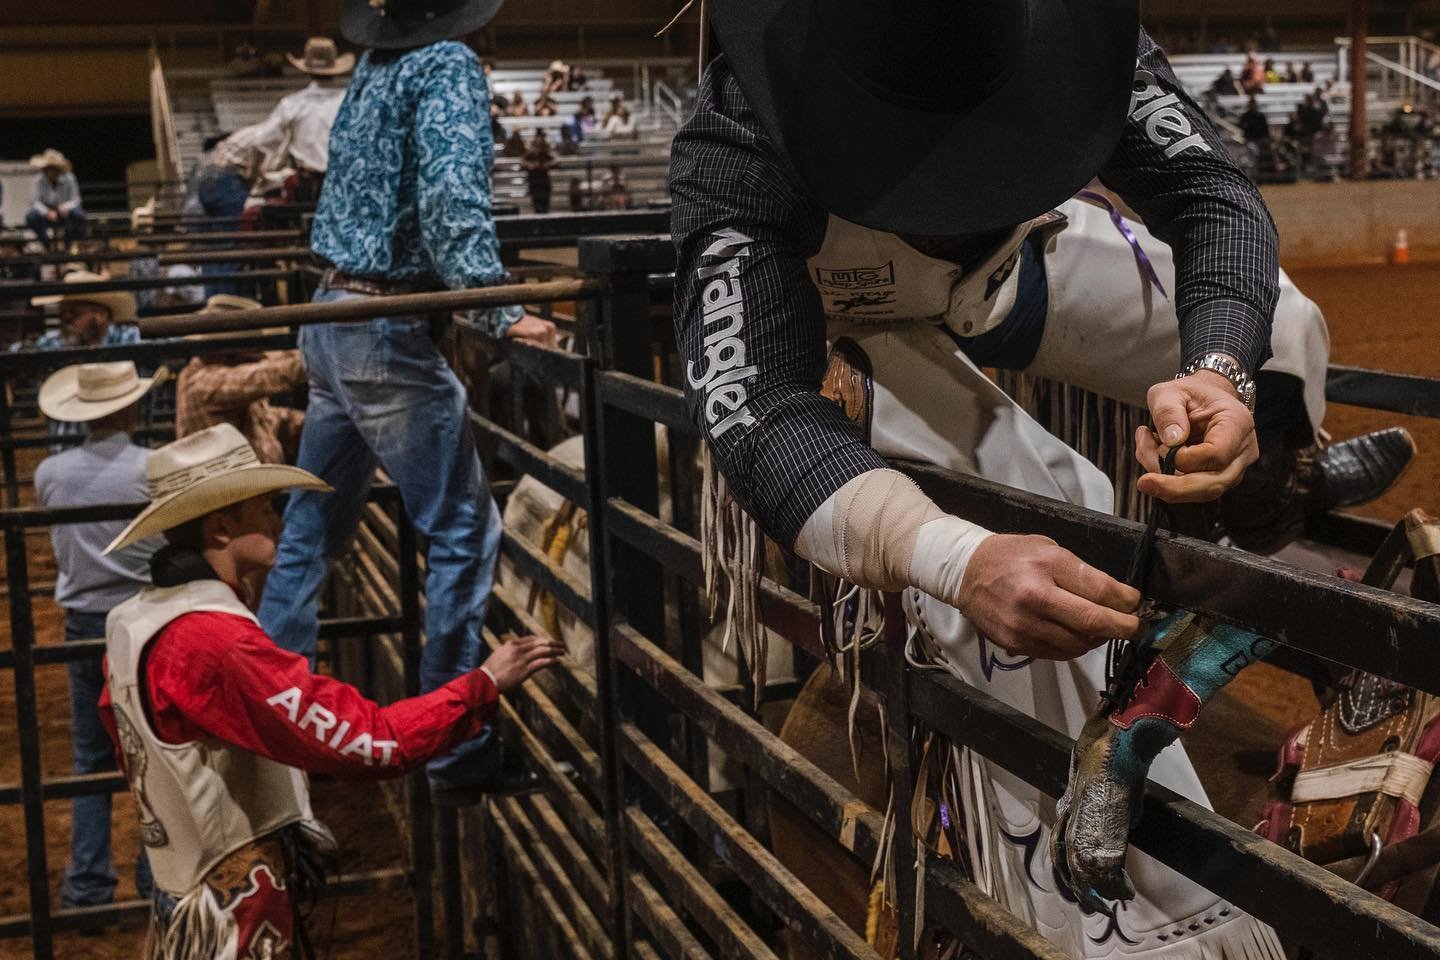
left=340, top=0, right=506, bottom=50
left=710, top=0, right=1140, bottom=236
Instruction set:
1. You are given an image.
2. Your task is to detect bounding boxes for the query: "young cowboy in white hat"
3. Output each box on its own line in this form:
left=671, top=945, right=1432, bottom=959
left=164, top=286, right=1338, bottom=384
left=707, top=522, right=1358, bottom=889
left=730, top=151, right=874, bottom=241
left=175, top=294, right=307, bottom=464
left=26, top=148, right=85, bottom=248
left=34, top=361, right=160, bottom=915
left=99, top=423, right=561, bottom=959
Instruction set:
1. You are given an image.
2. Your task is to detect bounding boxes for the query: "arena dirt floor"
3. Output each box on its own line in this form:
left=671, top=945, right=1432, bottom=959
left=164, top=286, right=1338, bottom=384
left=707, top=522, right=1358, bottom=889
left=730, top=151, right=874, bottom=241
left=0, top=259, right=1434, bottom=958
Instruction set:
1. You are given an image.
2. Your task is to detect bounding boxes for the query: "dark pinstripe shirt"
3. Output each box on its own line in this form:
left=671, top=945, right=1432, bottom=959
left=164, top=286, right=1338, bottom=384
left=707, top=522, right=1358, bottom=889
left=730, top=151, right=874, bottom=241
left=670, top=31, right=1280, bottom=548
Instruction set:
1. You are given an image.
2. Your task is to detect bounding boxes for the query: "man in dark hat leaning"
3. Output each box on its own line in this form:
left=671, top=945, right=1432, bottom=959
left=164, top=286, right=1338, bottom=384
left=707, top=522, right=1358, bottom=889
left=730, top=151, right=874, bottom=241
left=260, top=0, right=558, bottom=806
left=670, top=4, right=1411, bottom=955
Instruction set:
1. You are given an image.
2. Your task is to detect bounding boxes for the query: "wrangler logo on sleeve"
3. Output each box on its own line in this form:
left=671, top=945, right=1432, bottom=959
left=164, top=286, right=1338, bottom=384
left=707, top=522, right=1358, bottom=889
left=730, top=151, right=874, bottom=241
left=1130, top=66, right=1212, bottom=159
left=688, top=228, right=758, bottom=439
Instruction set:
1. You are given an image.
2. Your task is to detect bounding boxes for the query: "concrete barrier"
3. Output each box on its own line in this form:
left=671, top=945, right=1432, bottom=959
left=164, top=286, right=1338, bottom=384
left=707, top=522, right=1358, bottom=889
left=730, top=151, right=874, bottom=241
left=1263, top=179, right=1440, bottom=263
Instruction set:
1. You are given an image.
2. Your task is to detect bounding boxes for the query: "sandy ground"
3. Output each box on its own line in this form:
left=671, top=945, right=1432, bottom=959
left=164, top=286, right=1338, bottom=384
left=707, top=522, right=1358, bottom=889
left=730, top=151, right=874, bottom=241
left=0, top=257, right=1433, bottom=956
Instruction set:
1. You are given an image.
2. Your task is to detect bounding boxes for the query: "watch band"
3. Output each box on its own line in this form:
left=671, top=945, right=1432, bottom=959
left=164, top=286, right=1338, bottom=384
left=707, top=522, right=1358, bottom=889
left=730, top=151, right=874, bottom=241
left=1178, top=353, right=1257, bottom=411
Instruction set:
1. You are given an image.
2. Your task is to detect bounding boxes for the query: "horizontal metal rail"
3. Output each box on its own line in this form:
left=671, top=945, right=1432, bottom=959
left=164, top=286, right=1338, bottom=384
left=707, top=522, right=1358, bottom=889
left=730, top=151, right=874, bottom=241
left=136, top=228, right=304, bottom=246
left=10, top=268, right=298, bottom=299
left=589, top=373, right=1440, bottom=694
left=139, top=277, right=606, bottom=338
left=0, top=332, right=296, bottom=375
left=1326, top=364, right=1440, bottom=418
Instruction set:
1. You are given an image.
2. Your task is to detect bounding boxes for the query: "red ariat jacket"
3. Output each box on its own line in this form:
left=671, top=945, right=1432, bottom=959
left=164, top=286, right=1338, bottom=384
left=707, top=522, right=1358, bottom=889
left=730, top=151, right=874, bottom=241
left=101, top=609, right=497, bottom=776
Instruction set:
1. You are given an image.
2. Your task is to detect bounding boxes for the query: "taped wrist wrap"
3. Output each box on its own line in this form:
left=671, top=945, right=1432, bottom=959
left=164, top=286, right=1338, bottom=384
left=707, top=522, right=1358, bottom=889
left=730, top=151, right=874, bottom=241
left=795, top=469, right=991, bottom=599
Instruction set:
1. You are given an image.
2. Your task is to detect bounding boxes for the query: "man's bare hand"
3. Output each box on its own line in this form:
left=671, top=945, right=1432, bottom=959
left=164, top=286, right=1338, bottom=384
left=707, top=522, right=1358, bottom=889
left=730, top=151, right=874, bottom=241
left=1137, top=371, right=1258, bottom=503
left=956, top=534, right=1141, bottom=660
left=506, top=314, right=560, bottom=349
left=481, top=634, right=566, bottom=693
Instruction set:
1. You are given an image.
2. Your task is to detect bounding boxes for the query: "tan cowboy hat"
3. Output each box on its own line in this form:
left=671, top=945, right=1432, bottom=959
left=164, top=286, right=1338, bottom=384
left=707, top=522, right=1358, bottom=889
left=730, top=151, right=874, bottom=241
left=39, top=362, right=155, bottom=423
left=105, top=423, right=331, bottom=554
left=29, top=148, right=71, bottom=172
left=31, top=271, right=138, bottom=324
left=548, top=59, right=568, bottom=73
left=287, top=37, right=355, bottom=76
left=186, top=294, right=289, bottom=339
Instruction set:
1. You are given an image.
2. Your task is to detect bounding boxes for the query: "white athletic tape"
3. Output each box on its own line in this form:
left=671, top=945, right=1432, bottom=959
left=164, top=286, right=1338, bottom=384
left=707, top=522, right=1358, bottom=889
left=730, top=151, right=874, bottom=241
left=1290, top=752, right=1434, bottom=809
left=796, top=468, right=990, bottom=602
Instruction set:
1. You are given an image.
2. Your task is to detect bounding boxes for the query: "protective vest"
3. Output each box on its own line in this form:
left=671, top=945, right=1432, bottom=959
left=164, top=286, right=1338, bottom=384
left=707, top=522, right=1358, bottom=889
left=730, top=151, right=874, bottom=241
left=806, top=211, right=1065, bottom=335
left=105, top=579, right=313, bottom=897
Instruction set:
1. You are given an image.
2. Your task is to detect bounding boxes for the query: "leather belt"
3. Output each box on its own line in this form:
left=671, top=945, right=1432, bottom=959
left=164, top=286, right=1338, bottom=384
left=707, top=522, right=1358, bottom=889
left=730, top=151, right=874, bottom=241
left=321, top=268, right=445, bottom=297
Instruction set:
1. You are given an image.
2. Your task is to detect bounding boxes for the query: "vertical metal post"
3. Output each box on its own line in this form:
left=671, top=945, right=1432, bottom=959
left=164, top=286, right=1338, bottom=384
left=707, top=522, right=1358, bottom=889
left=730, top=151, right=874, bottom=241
left=579, top=352, right=634, bottom=959
left=877, top=591, right=920, bottom=959
left=398, top=510, right=436, bottom=960
left=437, top=809, right=465, bottom=959
left=1349, top=0, right=1371, bottom=180
left=6, top=522, right=52, bottom=960
left=1, top=383, right=20, bottom=508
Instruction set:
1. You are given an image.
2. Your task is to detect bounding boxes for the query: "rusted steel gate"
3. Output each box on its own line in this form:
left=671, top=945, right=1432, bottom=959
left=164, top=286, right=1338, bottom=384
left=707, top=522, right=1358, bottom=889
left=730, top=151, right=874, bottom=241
left=461, top=234, right=1440, bottom=960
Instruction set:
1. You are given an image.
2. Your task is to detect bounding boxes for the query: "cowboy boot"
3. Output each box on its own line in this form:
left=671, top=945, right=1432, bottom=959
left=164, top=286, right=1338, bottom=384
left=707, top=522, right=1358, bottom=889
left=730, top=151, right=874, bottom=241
left=1053, top=613, right=1278, bottom=914
left=1221, top=427, right=1416, bottom=555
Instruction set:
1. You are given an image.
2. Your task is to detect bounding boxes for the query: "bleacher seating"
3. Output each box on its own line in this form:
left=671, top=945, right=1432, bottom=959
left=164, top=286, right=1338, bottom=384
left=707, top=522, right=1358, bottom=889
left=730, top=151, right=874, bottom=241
left=163, top=61, right=680, bottom=207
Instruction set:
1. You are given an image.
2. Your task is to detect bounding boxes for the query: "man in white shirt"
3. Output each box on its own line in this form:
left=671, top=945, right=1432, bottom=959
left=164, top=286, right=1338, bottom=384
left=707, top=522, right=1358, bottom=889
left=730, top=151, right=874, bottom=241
left=33, top=361, right=160, bottom=910
left=251, top=37, right=355, bottom=202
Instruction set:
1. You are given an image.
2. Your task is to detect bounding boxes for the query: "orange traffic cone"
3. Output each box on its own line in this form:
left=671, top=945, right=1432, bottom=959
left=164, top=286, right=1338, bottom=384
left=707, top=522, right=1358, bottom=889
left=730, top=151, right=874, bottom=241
left=1391, top=229, right=1410, bottom=265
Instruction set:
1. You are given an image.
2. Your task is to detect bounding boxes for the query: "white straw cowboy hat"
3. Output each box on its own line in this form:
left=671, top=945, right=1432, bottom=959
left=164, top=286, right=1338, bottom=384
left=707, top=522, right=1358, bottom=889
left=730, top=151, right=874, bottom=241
left=287, top=37, right=356, bottom=76
left=39, top=362, right=156, bottom=423
left=187, top=294, right=290, bottom=339
left=105, top=423, right=331, bottom=554
left=29, top=149, right=71, bottom=172
left=31, top=271, right=138, bottom=324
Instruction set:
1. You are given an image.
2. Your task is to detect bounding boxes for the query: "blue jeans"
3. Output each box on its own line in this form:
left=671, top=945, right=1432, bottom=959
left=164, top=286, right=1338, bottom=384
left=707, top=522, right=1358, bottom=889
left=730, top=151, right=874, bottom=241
left=196, top=166, right=250, bottom=297
left=26, top=208, right=85, bottom=246
left=62, top=610, right=152, bottom=907
left=258, top=287, right=503, bottom=792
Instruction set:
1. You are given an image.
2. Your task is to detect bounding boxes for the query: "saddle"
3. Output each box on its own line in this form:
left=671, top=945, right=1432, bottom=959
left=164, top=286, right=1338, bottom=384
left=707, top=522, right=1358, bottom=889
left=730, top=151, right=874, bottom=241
left=1259, top=509, right=1440, bottom=906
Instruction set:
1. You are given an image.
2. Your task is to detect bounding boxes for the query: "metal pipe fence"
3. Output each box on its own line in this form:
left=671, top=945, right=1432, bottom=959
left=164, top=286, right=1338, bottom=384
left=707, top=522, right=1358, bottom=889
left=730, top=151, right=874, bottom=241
left=455, top=233, right=1440, bottom=959
left=3, top=221, right=1439, bottom=960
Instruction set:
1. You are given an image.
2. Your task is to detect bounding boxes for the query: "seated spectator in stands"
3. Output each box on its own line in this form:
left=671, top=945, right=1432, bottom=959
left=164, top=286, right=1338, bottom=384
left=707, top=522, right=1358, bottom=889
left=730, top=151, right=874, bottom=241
left=483, top=58, right=496, bottom=80
left=522, top=131, right=559, bottom=214
left=227, top=41, right=264, bottom=77
left=568, top=176, right=587, bottom=212
left=602, top=102, right=637, bottom=140
left=505, top=129, right=528, bottom=157
left=535, top=92, right=559, bottom=117
left=575, top=95, right=598, bottom=133
left=1283, top=61, right=1299, bottom=83
left=508, top=92, right=531, bottom=117
left=1239, top=95, right=1271, bottom=143
left=543, top=60, right=569, bottom=96
left=34, top=361, right=160, bottom=913
left=1263, top=58, right=1281, bottom=84
left=1240, top=54, right=1265, bottom=94
left=566, top=63, right=588, bottom=91
left=1297, top=92, right=1327, bottom=135
left=177, top=295, right=307, bottom=465
left=1210, top=68, right=1240, bottom=96
left=27, top=150, right=85, bottom=249
left=601, top=163, right=631, bottom=210
left=1300, top=61, right=1315, bottom=83
left=557, top=124, right=580, bottom=155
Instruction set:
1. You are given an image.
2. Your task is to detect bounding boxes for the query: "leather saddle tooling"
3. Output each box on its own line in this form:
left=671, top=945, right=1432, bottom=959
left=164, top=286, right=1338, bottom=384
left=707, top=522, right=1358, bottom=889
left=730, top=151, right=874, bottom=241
left=1260, top=509, right=1440, bottom=909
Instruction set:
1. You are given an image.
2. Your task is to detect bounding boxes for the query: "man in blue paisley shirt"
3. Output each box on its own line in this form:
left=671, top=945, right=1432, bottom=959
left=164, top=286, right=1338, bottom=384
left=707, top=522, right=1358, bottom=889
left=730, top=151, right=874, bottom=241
left=260, top=0, right=556, bottom=804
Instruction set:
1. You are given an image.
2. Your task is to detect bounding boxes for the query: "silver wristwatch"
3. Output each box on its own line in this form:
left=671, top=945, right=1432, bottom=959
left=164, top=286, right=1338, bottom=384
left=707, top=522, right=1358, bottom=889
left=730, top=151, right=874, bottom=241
left=1177, top=353, right=1256, bottom=411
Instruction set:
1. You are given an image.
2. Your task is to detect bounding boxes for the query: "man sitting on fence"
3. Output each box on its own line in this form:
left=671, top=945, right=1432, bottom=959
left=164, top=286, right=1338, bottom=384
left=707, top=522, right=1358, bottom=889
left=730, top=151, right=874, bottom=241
left=26, top=149, right=86, bottom=249
left=24, top=271, right=143, bottom=451
left=100, top=422, right=562, bottom=960
left=259, top=0, right=559, bottom=806
left=34, top=361, right=159, bottom=916
left=176, top=295, right=307, bottom=464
